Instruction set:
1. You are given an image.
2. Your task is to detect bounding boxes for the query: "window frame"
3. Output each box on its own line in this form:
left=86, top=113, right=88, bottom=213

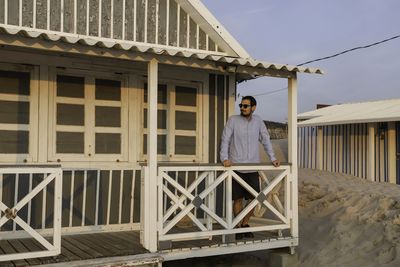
left=48, top=68, right=129, bottom=162
left=0, top=63, right=39, bottom=163
left=140, top=79, right=203, bottom=162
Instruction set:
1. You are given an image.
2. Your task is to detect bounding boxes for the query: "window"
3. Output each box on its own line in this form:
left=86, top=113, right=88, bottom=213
left=142, top=81, right=202, bottom=162
left=49, top=72, right=128, bottom=162
left=0, top=65, right=38, bottom=162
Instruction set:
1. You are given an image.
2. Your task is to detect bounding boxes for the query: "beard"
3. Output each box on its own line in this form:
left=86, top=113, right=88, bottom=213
left=240, top=110, right=251, bottom=117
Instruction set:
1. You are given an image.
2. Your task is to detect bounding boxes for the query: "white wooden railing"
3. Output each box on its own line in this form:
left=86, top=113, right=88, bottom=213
left=0, top=165, right=62, bottom=261
left=154, top=163, right=295, bottom=246
left=60, top=165, right=141, bottom=234
left=0, top=164, right=141, bottom=240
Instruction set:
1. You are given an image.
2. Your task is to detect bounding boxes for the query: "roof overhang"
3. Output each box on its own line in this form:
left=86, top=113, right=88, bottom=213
left=0, top=26, right=324, bottom=81
left=298, top=99, right=400, bottom=127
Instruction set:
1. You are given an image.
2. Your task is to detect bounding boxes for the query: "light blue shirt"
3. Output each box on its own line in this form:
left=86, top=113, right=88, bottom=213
left=220, top=114, right=277, bottom=164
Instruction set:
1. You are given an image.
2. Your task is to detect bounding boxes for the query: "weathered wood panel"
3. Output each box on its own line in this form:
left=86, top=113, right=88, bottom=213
left=208, top=36, right=216, bottom=51
left=77, top=0, right=87, bottom=34
left=63, top=0, right=74, bottom=33
left=168, top=0, right=177, bottom=46
left=72, top=171, right=84, bottom=227
left=136, top=0, right=145, bottom=42
left=113, top=0, right=124, bottom=39
left=133, top=169, right=141, bottom=222
left=0, top=0, right=225, bottom=53
left=101, top=0, right=112, bottom=38
left=198, top=28, right=206, bottom=50
left=49, top=0, right=61, bottom=31
left=89, top=0, right=99, bottom=36
left=35, top=0, right=47, bottom=29
left=216, top=74, right=225, bottom=161
left=178, top=6, right=187, bottom=47
left=0, top=0, right=4, bottom=24
left=158, top=0, right=167, bottom=45
left=22, top=0, right=34, bottom=27
left=189, top=17, right=196, bottom=49
left=7, top=0, right=19, bottom=26
left=125, top=0, right=135, bottom=41
left=147, top=0, right=156, bottom=44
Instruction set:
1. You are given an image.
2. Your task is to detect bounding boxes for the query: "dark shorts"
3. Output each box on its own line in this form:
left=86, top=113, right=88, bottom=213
left=232, top=171, right=260, bottom=200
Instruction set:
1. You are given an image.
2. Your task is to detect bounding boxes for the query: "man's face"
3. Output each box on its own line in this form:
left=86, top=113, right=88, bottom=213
left=240, top=99, right=256, bottom=117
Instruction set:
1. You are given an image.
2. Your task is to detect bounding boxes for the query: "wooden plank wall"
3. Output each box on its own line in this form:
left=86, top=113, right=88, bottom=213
left=208, top=74, right=230, bottom=164
left=298, top=123, right=384, bottom=181
left=0, top=0, right=222, bottom=53
left=208, top=73, right=230, bottom=217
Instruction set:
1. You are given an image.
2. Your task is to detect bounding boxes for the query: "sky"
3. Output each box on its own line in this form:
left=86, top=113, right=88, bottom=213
left=202, top=0, right=400, bottom=122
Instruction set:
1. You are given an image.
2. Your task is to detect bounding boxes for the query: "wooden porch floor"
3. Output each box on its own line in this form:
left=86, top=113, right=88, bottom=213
left=0, top=231, right=150, bottom=267
left=0, top=229, right=285, bottom=266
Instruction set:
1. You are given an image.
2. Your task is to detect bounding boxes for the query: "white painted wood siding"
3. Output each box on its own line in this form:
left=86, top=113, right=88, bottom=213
left=0, top=0, right=224, bottom=54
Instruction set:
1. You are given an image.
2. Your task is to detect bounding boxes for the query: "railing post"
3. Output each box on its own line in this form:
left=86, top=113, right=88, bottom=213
left=226, top=170, right=232, bottom=229
left=206, top=171, right=214, bottom=231
left=53, top=169, right=62, bottom=254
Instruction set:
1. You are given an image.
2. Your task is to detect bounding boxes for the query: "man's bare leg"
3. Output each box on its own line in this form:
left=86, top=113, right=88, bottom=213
left=241, top=198, right=255, bottom=226
left=233, top=198, right=243, bottom=226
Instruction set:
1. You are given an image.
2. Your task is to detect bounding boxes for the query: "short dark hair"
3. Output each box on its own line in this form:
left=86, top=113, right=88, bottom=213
left=241, top=96, right=257, bottom=106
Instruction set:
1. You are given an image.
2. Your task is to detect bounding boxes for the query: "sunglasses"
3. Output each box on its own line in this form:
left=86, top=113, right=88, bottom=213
left=239, top=104, right=252, bottom=109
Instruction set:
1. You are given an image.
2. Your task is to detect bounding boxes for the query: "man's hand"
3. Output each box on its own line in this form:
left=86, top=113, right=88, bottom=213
left=223, top=160, right=232, bottom=167
left=272, top=160, right=280, bottom=167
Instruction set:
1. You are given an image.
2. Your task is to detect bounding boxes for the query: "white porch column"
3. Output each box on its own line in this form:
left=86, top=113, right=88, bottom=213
left=388, top=122, right=396, bottom=184
left=145, top=59, right=158, bottom=252
left=367, top=123, right=376, bottom=182
left=288, top=74, right=298, bottom=240
left=316, top=126, right=323, bottom=170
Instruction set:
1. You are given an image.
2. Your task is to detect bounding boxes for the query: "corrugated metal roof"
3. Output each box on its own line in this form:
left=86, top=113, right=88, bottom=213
left=298, top=98, right=400, bottom=127
left=0, top=26, right=323, bottom=75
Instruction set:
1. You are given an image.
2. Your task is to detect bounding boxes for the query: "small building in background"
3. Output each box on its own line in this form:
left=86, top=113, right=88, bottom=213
left=298, top=99, right=400, bottom=184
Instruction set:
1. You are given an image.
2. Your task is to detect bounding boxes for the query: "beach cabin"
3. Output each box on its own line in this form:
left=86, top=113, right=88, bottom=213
left=298, top=99, right=400, bottom=184
left=0, top=0, right=322, bottom=265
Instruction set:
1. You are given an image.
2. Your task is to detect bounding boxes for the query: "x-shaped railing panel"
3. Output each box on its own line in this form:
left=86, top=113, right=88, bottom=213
left=0, top=166, right=62, bottom=261
left=158, top=165, right=292, bottom=242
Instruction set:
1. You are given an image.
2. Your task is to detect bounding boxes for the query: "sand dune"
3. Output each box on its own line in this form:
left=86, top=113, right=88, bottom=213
left=298, top=168, right=400, bottom=267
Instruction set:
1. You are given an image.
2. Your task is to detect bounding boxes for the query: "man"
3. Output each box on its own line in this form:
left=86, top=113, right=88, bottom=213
left=220, top=95, right=280, bottom=239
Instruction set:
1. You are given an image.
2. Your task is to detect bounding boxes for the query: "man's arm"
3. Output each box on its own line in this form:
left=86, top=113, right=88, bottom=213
left=220, top=117, right=234, bottom=166
left=259, top=122, right=280, bottom=166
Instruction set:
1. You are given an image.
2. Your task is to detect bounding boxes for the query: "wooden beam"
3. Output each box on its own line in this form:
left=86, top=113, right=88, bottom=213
left=367, top=123, right=376, bottom=182
left=388, top=122, right=396, bottom=184
left=316, top=126, right=323, bottom=170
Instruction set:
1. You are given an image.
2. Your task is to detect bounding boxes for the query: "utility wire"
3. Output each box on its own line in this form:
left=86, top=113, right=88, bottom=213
left=247, top=34, right=400, bottom=97
left=297, top=34, right=400, bottom=66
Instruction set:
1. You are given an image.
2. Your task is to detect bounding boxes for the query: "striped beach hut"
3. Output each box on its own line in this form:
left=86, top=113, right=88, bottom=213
left=0, top=0, right=322, bottom=265
left=298, top=99, right=400, bottom=184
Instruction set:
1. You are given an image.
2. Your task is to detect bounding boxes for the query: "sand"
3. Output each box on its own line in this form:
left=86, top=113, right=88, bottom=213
left=298, top=168, right=400, bottom=267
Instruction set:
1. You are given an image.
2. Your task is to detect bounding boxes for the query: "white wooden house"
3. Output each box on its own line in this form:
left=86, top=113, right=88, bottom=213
left=298, top=99, right=400, bottom=184
left=0, top=0, right=322, bottom=265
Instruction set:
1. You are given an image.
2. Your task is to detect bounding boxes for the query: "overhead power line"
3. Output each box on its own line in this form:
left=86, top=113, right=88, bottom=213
left=240, top=34, right=400, bottom=98
left=297, top=34, right=400, bottom=66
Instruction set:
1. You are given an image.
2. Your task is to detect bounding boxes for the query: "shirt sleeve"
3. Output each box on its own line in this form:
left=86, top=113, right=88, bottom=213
left=259, top=121, right=277, bottom=162
left=220, top=117, right=234, bottom=162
